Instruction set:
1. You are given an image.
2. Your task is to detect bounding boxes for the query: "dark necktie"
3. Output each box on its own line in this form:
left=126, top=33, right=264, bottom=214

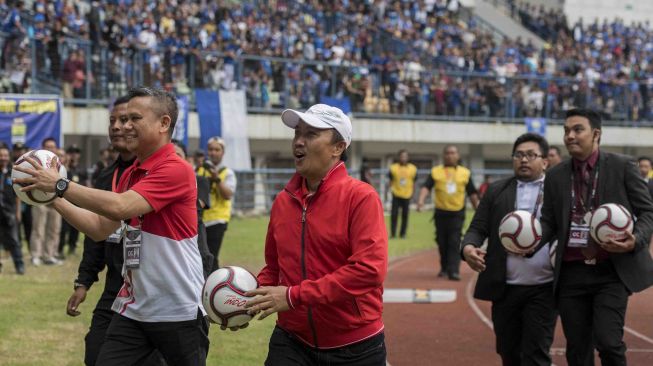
left=581, top=163, right=591, bottom=200
left=579, top=163, right=598, bottom=261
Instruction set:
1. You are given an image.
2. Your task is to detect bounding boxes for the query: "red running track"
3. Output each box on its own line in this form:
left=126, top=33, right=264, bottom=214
left=383, top=249, right=653, bottom=366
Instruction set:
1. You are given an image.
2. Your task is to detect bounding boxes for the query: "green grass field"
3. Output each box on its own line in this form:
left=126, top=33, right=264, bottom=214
left=0, top=210, right=449, bottom=366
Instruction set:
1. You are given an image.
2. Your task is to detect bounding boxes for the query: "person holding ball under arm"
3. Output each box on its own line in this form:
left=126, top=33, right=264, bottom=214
left=532, top=108, right=653, bottom=366
left=462, top=133, right=556, bottom=366
left=244, top=104, right=388, bottom=366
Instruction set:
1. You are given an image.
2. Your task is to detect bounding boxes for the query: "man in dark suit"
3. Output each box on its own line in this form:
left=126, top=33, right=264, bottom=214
left=0, top=143, right=24, bottom=274
left=637, top=156, right=653, bottom=198
left=462, top=133, right=556, bottom=366
left=547, top=145, right=563, bottom=168
left=535, top=108, right=653, bottom=366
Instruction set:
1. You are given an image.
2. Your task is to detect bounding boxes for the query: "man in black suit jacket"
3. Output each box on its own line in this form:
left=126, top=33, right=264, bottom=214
left=637, top=156, right=653, bottom=199
left=536, top=109, right=653, bottom=366
left=462, top=133, right=556, bottom=366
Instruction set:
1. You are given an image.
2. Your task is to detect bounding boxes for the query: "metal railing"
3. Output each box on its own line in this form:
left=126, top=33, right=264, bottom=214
left=231, top=168, right=512, bottom=213
left=3, top=33, right=653, bottom=127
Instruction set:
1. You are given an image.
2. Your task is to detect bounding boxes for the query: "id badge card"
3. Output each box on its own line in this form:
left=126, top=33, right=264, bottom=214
left=568, top=223, right=590, bottom=248
left=106, top=222, right=126, bottom=243
left=124, top=226, right=142, bottom=269
left=446, top=181, right=457, bottom=194
left=568, top=212, right=592, bottom=248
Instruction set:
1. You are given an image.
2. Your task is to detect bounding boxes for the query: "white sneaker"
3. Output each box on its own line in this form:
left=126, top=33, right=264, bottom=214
left=44, top=257, right=63, bottom=266
left=31, top=257, right=42, bottom=266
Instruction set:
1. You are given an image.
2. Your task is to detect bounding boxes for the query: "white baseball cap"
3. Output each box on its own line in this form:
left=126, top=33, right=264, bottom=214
left=281, top=104, right=352, bottom=147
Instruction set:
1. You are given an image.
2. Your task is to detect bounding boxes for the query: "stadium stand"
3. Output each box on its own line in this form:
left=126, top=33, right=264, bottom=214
left=1, top=0, right=652, bottom=124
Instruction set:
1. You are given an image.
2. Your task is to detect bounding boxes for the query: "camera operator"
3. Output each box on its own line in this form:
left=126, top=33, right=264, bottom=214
left=196, top=137, right=236, bottom=271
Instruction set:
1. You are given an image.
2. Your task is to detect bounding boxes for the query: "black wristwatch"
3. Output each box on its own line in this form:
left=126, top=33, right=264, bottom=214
left=55, top=177, right=71, bottom=198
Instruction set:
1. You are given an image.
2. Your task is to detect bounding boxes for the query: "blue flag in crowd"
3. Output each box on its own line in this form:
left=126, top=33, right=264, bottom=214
left=525, top=118, right=547, bottom=136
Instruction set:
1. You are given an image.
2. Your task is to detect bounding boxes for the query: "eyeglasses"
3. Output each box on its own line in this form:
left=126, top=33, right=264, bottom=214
left=512, top=152, right=542, bottom=161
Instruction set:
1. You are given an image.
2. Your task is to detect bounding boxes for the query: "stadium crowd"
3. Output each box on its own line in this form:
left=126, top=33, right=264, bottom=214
left=509, top=0, right=569, bottom=43
left=1, top=0, right=653, bottom=121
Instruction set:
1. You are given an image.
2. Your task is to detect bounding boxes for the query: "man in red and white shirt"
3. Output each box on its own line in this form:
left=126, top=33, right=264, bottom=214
left=15, top=87, right=208, bottom=366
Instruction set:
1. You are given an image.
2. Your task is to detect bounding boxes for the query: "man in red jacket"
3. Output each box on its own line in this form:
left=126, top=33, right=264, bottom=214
left=245, top=104, right=388, bottom=365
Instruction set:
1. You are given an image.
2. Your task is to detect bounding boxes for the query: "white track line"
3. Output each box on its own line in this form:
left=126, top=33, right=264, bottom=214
left=624, top=326, right=653, bottom=346
left=385, top=251, right=430, bottom=366
left=552, top=347, right=653, bottom=353
left=465, top=274, right=559, bottom=365
left=620, top=348, right=653, bottom=353
left=465, top=274, right=653, bottom=360
left=387, top=249, right=431, bottom=271
left=465, top=274, right=494, bottom=329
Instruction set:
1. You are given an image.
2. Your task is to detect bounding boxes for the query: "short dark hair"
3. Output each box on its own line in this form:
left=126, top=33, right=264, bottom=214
left=398, top=149, right=408, bottom=156
left=565, top=108, right=602, bottom=130
left=41, top=137, right=57, bottom=148
left=171, top=139, right=187, bottom=157
left=443, top=144, right=458, bottom=154
left=638, top=156, right=652, bottom=165
left=126, top=87, right=179, bottom=137
left=549, top=145, right=561, bottom=156
left=330, top=130, right=348, bottom=162
left=65, top=144, right=81, bottom=154
left=113, top=95, right=130, bottom=107
left=512, top=132, right=549, bottom=157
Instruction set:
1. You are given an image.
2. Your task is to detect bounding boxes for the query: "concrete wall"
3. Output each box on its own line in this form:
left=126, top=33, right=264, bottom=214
left=514, top=0, right=564, bottom=11
left=61, top=107, right=653, bottom=171
left=564, top=0, right=653, bottom=26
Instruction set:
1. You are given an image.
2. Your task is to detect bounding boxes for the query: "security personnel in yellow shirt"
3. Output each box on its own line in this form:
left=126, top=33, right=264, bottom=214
left=418, top=145, right=480, bottom=281
left=388, top=150, right=417, bottom=238
left=196, top=137, right=237, bottom=272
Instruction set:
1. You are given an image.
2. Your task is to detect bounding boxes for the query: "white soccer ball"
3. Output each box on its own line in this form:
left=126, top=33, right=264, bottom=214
left=11, top=150, right=67, bottom=206
left=589, top=203, right=634, bottom=243
left=498, top=210, right=542, bottom=254
left=202, top=266, right=259, bottom=328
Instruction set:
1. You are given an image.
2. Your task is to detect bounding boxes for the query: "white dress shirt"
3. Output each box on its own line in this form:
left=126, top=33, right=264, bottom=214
left=506, top=176, right=554, bottom=285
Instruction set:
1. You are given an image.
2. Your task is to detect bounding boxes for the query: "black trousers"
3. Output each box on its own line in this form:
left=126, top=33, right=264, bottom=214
left=206, top=223, right=228, bottom=272
left=197, top=220, right=215, bottom=279
left=95, top=309, right=209, bottom=366
left=59, top=219, right=80, bottom=255
left=20, top=204, right=31, bottom=248
left=558, top=261, right=629, bottom=366
left=390, top=196, right=410, bottom=238
left=0, top=216, right=23, bottom=271
left=86, top=308, right=168, bottom=366
left=265, top=326, right=386, bottom=366
left=85, top=308, right=113, bottom=366
left=434, top=210, right=465, bottom=275
left=491, top=283, right=556, bottom=366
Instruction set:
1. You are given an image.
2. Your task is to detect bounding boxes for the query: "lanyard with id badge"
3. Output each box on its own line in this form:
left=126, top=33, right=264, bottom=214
left=106, top=169, right=127, bottom=244
left=445, top=167, right=457, bottom=194
left=568, top=164, right=600, bottom=261
left=121, top=169, right=145, bottom=269
left=124, top=218, right=143, bottom=269
left=106, top=223, right=125, bottom=244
